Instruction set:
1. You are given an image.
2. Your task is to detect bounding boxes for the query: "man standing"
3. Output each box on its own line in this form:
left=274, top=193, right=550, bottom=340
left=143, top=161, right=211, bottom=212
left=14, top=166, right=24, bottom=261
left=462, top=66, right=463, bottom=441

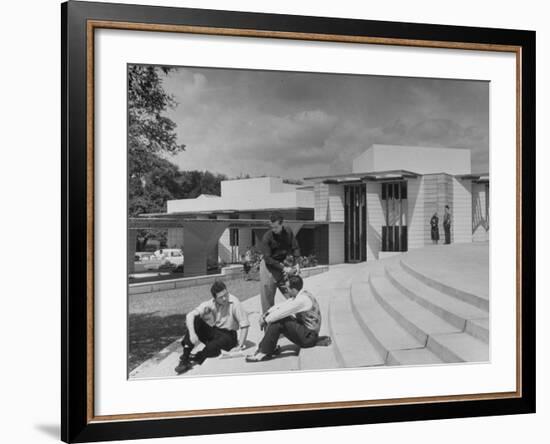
left=260, top=212, right=300, bottom=314
left=443, top=205, right=452, bottom=244
left=246, top=275, right=330, bottom=362
left=175, top=280, right=250, bottom=374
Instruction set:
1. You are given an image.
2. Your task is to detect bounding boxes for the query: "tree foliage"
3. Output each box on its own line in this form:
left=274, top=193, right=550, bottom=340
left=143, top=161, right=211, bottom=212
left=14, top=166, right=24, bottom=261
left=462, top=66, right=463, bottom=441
left=128, top=65, right=185, bottom=216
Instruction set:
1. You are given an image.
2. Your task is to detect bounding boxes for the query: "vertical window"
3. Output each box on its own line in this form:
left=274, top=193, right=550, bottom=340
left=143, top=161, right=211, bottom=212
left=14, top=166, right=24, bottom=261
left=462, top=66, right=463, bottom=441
left=229, top=228, right=239, bottom=247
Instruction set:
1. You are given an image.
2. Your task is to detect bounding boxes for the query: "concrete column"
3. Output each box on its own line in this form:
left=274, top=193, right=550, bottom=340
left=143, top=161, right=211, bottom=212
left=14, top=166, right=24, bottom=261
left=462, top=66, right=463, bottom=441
left=314, top=183, right=329, bottom=221
left=218, top=228, right=232, bottom=264
left=327, top=184, right=345, bottom=222
left=328, top=223, right=345, bottom=264
left=183, top=222, right=230, bottom=277
left=167, top=228, right=184, bottom=249
left=285, top=222, right=304, bottom=237
left=238, top=228, right=253, bottom=256
left=366, top=182, right=384, bottom=260
left=452, top=178, right=473, bottom=243
left=252, top=228, right=269, bottom=249
left=407, top=177, right=426, bottom=250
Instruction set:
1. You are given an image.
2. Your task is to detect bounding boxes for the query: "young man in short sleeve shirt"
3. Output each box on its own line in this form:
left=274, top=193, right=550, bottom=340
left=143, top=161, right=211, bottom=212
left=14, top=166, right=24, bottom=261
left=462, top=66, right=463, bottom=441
left=175, top=280, right=250, bottom=374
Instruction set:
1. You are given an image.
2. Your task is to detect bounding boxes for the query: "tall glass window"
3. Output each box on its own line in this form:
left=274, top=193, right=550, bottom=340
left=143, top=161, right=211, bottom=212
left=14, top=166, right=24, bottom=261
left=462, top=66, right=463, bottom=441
left=381, top=181, right=408, bottom=252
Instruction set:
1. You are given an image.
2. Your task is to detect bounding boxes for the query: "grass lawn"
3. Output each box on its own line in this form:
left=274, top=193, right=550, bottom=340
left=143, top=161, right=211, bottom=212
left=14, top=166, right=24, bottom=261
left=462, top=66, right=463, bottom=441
left=128, top=277, right=261, bottom=372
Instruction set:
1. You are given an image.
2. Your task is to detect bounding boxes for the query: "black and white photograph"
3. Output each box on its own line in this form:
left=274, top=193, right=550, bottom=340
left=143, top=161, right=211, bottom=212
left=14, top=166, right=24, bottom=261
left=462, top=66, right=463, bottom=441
left=127, top=65, right=490, bottom=379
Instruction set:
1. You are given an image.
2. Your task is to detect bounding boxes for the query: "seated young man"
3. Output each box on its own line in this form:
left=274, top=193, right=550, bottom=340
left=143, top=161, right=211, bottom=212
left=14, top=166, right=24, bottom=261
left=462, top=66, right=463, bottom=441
left=175, top=280, right=250, bottom=374
left=246, top=275, right=330, bottom=362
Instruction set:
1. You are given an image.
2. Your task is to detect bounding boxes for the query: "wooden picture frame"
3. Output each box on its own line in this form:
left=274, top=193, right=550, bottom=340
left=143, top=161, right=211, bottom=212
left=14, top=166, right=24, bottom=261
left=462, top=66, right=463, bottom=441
left=61, top=1, right=536, bottom=442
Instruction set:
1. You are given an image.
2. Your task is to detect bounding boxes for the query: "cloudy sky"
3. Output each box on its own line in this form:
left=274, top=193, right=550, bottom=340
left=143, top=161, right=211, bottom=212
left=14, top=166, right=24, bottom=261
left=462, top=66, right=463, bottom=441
left=160, top=66, right=489, bottom=180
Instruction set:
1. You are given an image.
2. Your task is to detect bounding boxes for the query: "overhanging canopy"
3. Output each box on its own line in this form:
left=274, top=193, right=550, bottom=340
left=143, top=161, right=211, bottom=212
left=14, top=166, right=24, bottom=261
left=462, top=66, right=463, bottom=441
left=304, top=169, right=420, bottom=184
left=129, top=217, right=341, bottom=230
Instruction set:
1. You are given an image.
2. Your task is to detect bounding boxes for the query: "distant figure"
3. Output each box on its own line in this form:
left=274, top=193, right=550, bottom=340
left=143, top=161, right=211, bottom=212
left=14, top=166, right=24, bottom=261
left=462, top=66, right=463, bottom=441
left=241, top=254, right=251, bottom=280
left=430, top=212, right=440, bottom=245
left=443, top=205, right=452, bottom=244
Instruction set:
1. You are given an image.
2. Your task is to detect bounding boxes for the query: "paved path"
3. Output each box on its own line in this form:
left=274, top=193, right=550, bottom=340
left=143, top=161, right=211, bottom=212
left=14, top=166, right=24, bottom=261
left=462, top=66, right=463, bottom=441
left=130, top=243, right=489, bottom=380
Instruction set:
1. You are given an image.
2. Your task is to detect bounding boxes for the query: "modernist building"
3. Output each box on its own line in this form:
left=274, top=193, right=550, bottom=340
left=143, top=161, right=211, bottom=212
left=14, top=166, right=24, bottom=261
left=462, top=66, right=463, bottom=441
left=129, top=144, right=489, bottom=277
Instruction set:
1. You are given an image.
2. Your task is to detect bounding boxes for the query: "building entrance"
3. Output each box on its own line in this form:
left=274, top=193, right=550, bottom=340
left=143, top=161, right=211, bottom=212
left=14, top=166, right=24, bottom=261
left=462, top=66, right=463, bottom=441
left=381, top=181, right=408, bottom=252
left=344, top=183, right=366, bottom=262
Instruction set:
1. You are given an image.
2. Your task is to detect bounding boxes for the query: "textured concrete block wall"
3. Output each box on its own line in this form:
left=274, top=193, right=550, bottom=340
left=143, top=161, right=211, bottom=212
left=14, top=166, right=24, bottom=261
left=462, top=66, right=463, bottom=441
left=328, top=223, right=345, bottom=264
left=407, top=177, right=425, bottom=250
left=314, top=183, right=329, bottom=221
left=453, top=178, right=473, bottom=243
left=366, top=182, right=384, bottom=260
left=167, top=228, right=184, bottom=248
left=218, top=228, right=232, bottom=263
left=238, top=227, right=253, bottom=255
left=328, top=184, right=345, bottom=222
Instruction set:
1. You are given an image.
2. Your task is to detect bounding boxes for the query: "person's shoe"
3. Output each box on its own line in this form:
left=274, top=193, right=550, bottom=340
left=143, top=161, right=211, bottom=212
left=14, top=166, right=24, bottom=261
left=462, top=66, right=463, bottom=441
left=316, top=336, right=332, bottom=347
left=245, top=352, right=269, bottom=363
left=174, top=358, right=193, bottom=374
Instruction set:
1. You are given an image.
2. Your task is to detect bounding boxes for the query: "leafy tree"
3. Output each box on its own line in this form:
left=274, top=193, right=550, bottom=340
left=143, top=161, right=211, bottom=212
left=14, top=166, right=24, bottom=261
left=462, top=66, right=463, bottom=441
left=127, top=66, right=230, bottom=251
left=128, top=65, right=185, bottom=214
left=173, top=170, right=227, bottom=200
left=128, top=65, right=185, bottom=249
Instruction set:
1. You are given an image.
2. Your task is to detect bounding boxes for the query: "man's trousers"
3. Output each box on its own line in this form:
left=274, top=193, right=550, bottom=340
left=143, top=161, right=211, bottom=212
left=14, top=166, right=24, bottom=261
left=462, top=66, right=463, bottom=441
left=258, top=316, right=318, bottom=355
left=180, top=316, right=237, bottom=364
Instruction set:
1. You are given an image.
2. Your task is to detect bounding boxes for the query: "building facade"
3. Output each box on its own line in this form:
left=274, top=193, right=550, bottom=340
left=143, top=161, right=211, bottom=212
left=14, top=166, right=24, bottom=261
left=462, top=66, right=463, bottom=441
left=129, top=144, right=489, bottom=277
left=306, top=144, right=489, bottom=262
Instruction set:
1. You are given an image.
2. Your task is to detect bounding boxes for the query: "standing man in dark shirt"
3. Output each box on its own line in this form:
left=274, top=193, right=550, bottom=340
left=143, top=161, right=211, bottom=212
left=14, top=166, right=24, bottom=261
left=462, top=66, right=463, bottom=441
left=260, top=212, right=300, bottom=314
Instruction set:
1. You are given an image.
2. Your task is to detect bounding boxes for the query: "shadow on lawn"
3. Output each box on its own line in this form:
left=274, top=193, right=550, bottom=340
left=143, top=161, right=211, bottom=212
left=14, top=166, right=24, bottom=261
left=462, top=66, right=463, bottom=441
left=129, top=312, right=186, bottom=372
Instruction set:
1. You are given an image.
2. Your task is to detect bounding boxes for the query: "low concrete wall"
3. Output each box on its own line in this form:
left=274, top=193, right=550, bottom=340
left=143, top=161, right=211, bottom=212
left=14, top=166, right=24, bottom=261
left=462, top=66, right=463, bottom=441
left=129, top=265, right=329, bottom=295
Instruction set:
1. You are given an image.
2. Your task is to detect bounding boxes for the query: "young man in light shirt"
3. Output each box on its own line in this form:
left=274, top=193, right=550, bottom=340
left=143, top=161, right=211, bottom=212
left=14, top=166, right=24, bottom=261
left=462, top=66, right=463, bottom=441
left=175, top=280, right=250, bottom=374
left=246, top=275, right=330, bottom=362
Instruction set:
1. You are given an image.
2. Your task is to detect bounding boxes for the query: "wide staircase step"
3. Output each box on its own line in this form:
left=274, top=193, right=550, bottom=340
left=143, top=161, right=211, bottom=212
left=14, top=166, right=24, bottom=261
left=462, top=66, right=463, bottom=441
left=298, top=291, right=340, bottom=370
left=465, top=318, right=490, bottom=343
left=369, top=275, right=461, bottom=345
left=369, top=275, right=488, bottom=363
left=350, top=281, right=423, bottom=361
left=400, top=259, right=489, bottom=311
left=328, top=288, right=384, bottom=368
left=387, top=348, right=444, bottom=366
left=385, top=265, right=489, bottom=341
left=428, top=332, right=489, bottom=363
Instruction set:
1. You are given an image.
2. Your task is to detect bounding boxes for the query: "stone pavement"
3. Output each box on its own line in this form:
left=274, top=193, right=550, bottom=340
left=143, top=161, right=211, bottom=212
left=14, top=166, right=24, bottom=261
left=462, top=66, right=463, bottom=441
left=130, top=243, right=489, bottom=380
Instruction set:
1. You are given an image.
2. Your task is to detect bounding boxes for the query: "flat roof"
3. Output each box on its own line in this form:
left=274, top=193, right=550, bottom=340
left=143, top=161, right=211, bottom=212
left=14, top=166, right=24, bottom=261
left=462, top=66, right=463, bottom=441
left=129, top=217, right=342, bottom=230
left=455, top=173, right=490, bottom=183
left=142, top=207, right=313, bottom=218
left=304, top=169, right=421, bottom=183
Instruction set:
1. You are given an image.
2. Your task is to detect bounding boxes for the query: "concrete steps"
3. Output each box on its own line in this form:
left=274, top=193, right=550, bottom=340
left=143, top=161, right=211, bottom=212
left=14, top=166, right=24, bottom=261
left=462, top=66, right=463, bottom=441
left=350, top=280, right=444, bottom=366
left=130, top=246, right=490, bottom=379
left=298, top=290, right=340, bottom=370
left=369, top=274, right=488, bottom=363
left=369, top=275, right=461, bottom=345
left=385, top=265, right=489, bottom=342
left=350, top=282, right=425, bottom=358
left=466, top=318, right=490, bottom=343
left=428, top=332, right=489, bottom=363
left=328, top=288, right=384, bottom=368
left=387, top=348, right=443, bottom=366
left=400, top=259, right=489, bottom=311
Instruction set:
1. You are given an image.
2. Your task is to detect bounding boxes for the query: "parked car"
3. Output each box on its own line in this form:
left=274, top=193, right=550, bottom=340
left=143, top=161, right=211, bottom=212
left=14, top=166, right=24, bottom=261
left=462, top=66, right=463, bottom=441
left=134, top=252, right=154, bottom=262
left=153, top=248, right=184, bottom=268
